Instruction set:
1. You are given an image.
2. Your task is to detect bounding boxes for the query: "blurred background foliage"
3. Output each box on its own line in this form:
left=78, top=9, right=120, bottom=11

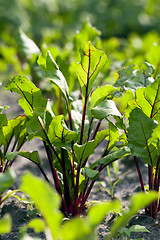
left=0, top=0, right=160, bottom=98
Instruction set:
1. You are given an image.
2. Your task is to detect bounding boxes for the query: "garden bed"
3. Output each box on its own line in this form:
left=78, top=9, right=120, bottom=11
left=0, top=139, right=160, bottom=240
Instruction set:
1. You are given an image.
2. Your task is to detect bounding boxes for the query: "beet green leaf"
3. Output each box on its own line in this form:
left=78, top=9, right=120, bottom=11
left=90, top=84, right=118, bottom=109
left=127, top=108, right=158, bottom=166
left=74, top=141, right=95, bottom=165
left=128, top=76, right=160, bottom=121
left=48, top=115, right=77, bottom=146
left=5, top=76, right=47, bottom=117
left=91, top=100, right=121, bottom=120
left=72, top=41, right=107, bottom=98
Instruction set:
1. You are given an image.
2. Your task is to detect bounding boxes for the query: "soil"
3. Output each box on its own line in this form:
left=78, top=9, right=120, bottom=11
left=1, top=90, right=160, bottom=240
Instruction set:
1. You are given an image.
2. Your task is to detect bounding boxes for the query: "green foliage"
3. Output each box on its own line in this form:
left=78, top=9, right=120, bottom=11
left=19, top=172, right=158, bottom=240
left=4, top=41, right=132, bottom=218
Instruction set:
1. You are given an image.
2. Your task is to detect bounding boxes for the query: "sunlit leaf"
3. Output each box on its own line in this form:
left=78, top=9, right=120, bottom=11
left=46, top=51, right=70, bottom=100
left=20, top=172, right=63, bottom=240
left=72, top=41, right=107, bottom=98
left=5, top=75, right=47, bottom=117
left=16, top=29, right=40, bottom=61
left=127, top=76, right=160, bottom=122
left=0, top=214, right=12, bottom=234
left=90, top=85, right=119, bottom=109
left=28, top=218, right=45, bottom=233
left=91, top=100, right=121, bottom=120
left=48, top=115, right=77, bottom=145
left=87, top=200, right=121, bottom=228
left=3, top=115, right=27, bottom=152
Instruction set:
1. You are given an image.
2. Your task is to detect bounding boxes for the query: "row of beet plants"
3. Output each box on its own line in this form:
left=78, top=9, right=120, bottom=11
left=0, top=40, right=160, bottom=221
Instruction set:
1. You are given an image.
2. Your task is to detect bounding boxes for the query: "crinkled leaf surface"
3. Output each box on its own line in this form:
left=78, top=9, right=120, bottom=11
left=48, top=115, right=77, bottom=145
left=91, top=100, right=121, bottom=120
left=115, top=63, right=154, bottom=91
left=127, top=108, right=158, bottom=165
left=74, top=141, right=95, bottom=165
left=5, top=75, right=47, bottom=117
left=72, top=41, right=107, bottom=98
left=20, top=172, right=63, bottom=240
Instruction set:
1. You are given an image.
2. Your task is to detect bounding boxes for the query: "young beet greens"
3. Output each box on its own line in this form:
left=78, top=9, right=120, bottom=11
left=5, top=41, right=130, bottom=217
left=115, top=64, right=160, bottom=219
left=4, top=38, right=160, bottom=220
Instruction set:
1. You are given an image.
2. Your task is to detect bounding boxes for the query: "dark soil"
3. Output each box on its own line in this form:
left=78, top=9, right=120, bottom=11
left=1, top=90, right=160, bottom=239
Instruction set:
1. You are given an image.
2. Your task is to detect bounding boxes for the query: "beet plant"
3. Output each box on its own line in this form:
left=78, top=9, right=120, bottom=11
left=115, top=64, right=160, bottom=219
left=5, top=41, right=130, bottom=217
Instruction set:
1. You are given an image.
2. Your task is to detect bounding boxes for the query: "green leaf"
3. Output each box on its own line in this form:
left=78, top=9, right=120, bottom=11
left=0, top=114, right=7, bottom=146
left=0, top=214, right=12, bottom=234
left=3, top=115, right=27, bottom=152
left=16, top=30, right=40, bottom=61
left=84, top=167, right=99, bottom=179
left=28, top=218, right=45, bottom=233
left=46, top=51, right=70, bottom=100
left=5, top=152, right=19, bottom=161
left=94, top=129, right=109, bottom=147
left=74, top=21, right=101, bottom=60
left=90, top=85, right=118, bottom=109
left=127, top=108, right=158, bottom=165
left=72, top=41, right=107, bottom=98
left=114, top=90, right=134, bottom=115
left=106, top=191, right=158, bottom=240
left=74, top=141, right=95, bottom=165
left=128, top=76, right=160, bottom=122
left=5, top=75, right=47, bottom=117
left=0, top=114, right=7, bottom=128
left=90, top=147, right=130, bottom=169
left=115, top=63, right=154, bottom=91
left=129, top=225, right=150, bottom=233
left=0, top=170, right=15, bottom=195
left=105, top=122, right=119, bottom=153
left=87, top=200, right=121, bottom=228
left=20, top=172, right=63, bottom=240
left=61, top=217, right=91, bottom=240
left=91, top=100, right=121, bottom=120
left=26, top=116, right=47, bottom=141
left=19, top=151, right=41, bottom=165
left=48, top=115, right=77, bottom=145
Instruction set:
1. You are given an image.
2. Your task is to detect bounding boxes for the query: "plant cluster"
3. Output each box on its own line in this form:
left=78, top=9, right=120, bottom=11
left=0, top=24, right=160, bottom=239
